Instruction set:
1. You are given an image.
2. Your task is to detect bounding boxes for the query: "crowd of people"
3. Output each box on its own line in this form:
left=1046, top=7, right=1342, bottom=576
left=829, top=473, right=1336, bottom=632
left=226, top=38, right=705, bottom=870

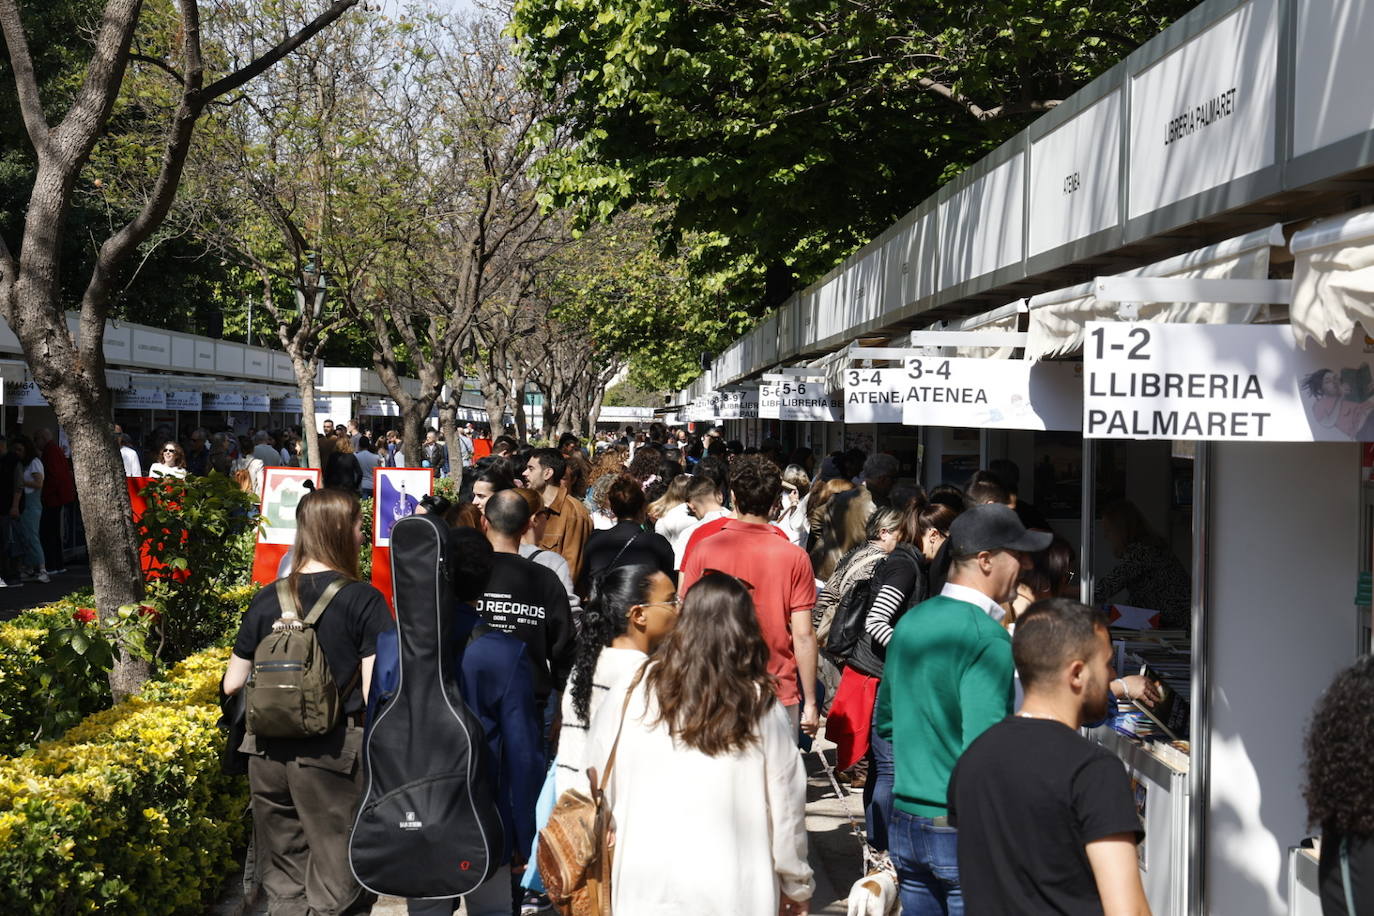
left=214, top=417, right=1209, bottom=916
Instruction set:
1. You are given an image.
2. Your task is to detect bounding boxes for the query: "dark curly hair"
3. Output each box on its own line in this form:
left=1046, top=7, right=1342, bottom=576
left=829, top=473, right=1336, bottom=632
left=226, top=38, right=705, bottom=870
left=1304, top=655, right=1374, bottom=836
left=569, top=564, right=657, bottom=724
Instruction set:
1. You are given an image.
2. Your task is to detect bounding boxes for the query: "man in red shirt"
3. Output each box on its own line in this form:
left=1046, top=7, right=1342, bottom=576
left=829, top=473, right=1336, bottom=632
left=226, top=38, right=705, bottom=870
left=681, top=455, right=820, bottom=736
left=34, top=428, right=75, bottom=574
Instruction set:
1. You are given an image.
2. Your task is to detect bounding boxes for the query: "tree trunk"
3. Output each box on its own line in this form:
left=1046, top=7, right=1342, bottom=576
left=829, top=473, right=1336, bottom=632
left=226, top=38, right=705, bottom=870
left=291, top=352, right=323, bottom=469
left=438, top=401, right=457, bottom=478
left=585, top=385, right=607, bottom=439
left=51, top=378, right=146, bottom=700
left=400, top=406, right=427, bottom=468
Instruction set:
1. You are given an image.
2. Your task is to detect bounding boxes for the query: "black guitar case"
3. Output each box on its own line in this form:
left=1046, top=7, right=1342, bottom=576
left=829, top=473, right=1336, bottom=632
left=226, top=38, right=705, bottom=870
left=348, top=512, right=506, bottom=899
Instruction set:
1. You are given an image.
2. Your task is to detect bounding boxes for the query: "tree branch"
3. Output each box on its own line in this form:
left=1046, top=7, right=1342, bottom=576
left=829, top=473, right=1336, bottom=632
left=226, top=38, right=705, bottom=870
left=0, top=0, right=51, bottom=153
left=915, top=77, right=1060, bottom=122
left=129, top=53, right=185, bottom=85
left=195, top=0, right=361, bottom=104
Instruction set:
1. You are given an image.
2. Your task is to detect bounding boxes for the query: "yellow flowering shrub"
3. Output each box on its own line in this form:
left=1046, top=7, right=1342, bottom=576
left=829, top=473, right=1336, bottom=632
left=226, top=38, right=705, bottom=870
left=0, top=647, right=248, bottom=914
left=0, top=602, right=111, bottom=755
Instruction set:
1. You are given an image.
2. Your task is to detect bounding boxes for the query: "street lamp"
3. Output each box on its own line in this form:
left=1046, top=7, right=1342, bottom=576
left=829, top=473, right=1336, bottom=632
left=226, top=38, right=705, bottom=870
left=295, top=250, right=329, bottom=319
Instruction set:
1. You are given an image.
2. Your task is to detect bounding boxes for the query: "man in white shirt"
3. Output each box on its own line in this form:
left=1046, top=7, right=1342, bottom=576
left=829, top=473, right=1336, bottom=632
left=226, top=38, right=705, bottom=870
left=672, top=475, right=729, bottom=569
left=118, top=433, right=142, bottom=477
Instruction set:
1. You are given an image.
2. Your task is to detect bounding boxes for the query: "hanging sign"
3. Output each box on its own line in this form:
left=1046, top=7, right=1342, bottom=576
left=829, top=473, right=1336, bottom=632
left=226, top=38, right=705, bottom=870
left=758, top=380, right=784, bottom=420
left=112, top=388, right=166, bottom=410
left=896, top=356, right=1082, bottom=430
left=371, top=467, right=435, bottom=610
left=5, top=382, right=45, bottom=407
left=359, top=396, right=400, bottom=417
left=716, top=388, right=759, bottom=420
left=1083, top=321, right=1374, bottom=441
left=271, top=395, right=303, bottom=412
left=846, top=368, right=913, bottom=424
left=165, top=390, right=202, bottom=412
left=760, top=377, right=842, bottom=422
left=203, top=391, right=244, bottom=411
left=241, top=393, right=271, bottom=412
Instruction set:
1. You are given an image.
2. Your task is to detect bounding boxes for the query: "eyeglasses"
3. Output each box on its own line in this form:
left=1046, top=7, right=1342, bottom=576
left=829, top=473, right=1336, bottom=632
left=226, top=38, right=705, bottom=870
left=162, top=449, right=177, bottom=455
left=641, top=596, right=681, bottom=611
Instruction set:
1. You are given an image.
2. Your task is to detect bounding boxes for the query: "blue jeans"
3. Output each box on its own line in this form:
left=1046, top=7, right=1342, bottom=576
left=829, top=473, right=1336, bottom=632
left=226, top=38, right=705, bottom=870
left=864, top=721, right=895, bottom=851
left=888, top=808, right=963, bottom=916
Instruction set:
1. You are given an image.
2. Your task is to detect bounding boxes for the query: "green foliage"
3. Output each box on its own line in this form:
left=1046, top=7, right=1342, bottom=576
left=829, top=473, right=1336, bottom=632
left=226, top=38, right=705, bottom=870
left=547, top=211, right=751, bottom=390
left=0, top=602, right=111, bottom=756
left=359, top=497, right=375, bottom=581
left=510, top=0, right=1195, bottom=307
left=135, top=473, right=259, bottom=662
left=0, top=649, right=249, bottom=914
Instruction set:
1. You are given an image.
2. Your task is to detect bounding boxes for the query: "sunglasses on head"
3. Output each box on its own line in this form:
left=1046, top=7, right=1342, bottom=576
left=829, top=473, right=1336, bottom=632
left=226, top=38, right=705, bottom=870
left=702, top=568, right=755, bottom=591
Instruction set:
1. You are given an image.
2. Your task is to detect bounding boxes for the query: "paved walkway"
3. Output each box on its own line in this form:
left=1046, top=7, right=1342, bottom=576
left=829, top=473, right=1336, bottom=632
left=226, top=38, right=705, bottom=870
left=217, top=733, right=867, bottom=915
left=0, top=562, right=92, bottom=621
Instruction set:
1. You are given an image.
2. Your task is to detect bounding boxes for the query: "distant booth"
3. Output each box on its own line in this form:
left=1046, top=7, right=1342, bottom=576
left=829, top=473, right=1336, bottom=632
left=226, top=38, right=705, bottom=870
left=595, top=406, right=658, bottom=433
left=674, top=0, right=1374, bottom=911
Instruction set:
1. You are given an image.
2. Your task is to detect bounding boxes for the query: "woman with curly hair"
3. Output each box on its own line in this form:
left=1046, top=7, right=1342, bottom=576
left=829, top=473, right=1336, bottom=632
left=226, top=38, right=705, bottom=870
left=586, top=572, right=814, bottom=916
left=1305, top=656, right=1374, bottom=914
left=552, top=563, right=676, bottom=798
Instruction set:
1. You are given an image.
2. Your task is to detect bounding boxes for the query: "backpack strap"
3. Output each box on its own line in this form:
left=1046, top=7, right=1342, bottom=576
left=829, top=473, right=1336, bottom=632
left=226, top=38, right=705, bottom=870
left=280, top=577, right=350, bottom=626
left=1342, top=834, right=1357, bottom=916
left=527, top=548, right=546, bottom=561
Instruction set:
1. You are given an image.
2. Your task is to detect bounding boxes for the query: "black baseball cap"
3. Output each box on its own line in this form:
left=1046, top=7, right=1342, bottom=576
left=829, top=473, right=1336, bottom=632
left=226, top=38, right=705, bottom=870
left=947, top=504, right=1053, bottom=557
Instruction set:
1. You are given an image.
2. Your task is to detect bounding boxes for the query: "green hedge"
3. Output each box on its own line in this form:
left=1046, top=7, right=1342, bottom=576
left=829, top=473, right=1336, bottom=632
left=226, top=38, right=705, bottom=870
left=0, top=584, right=256, bottom=757
left=0, top=648, right=248, bottom=914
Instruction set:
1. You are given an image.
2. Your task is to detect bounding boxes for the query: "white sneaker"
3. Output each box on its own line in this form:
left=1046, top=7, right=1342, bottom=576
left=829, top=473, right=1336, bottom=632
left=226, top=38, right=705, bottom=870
left=35, top=570, right=49, bottom=584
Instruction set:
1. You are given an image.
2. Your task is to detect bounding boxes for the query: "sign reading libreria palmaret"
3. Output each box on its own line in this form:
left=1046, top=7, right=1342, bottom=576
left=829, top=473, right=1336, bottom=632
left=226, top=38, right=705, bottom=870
left=1083, top=321, right=1374, bottom=441
left=758, top=380, right=842, bottom=422
left=860, top=357, right=1084, bottom=430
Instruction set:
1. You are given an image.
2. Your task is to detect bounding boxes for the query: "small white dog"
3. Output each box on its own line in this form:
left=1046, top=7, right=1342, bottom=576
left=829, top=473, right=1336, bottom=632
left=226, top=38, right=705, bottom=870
left=845, top=866, right=899, bottom=916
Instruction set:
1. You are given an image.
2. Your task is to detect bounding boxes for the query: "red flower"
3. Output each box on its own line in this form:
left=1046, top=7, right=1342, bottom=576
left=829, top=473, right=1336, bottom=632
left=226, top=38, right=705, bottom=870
left=72, top=607, right=97, bottom=625
left=138, top=605, right=160, bottom=622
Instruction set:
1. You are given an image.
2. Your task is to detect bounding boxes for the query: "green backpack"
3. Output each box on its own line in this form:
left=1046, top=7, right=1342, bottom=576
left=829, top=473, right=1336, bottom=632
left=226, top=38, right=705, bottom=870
left=245, top=578, right=349, bottom=738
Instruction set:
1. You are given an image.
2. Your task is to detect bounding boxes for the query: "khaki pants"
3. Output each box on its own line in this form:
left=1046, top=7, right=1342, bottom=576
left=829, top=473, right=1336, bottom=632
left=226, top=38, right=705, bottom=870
left=247, top=727, right=375, bottom=916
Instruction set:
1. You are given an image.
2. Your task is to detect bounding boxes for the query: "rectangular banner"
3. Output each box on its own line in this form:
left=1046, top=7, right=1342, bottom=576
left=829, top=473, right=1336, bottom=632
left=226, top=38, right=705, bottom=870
left=271, top=395, right=303, bottom=413
left=241, top=393, right=271, bottom=412
left=898, top=356, right=1083, bottom=430
left=373, top=467, right=433, bottom=548
left=5, top=381, right=44, bottom=407
left=761, top=378, right=842, bottom=422
left=845, top=368, right=912, bottom=424
left=716, top=388, right=760, bottom=420
left=165, top=390, right=202, bottom=412
left=258, top=467, right=322, bottom=546
left=203, top=391, right=244, bottom=411
left=1083, top=321, right=1374, bottom=441
left=112, top=387, right=166, bottom=410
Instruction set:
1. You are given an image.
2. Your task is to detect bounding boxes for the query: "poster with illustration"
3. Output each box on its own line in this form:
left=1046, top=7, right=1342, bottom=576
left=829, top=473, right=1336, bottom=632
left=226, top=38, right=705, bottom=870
left=258, top=467, right=322, bottom=546
left=373, top=467, right=433, bottom=547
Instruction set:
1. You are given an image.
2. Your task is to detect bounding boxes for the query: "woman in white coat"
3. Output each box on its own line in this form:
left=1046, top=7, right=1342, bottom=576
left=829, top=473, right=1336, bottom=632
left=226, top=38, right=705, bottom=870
left=587, top=572, right=814, bottom=916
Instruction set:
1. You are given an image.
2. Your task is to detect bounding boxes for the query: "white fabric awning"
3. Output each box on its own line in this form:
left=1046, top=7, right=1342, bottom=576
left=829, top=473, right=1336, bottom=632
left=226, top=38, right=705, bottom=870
left=1025, top=224, right=1285, bottom=360
left=1290, top=205, right=1374, bottom=348
left=945, top=299, right=1027, bottom=358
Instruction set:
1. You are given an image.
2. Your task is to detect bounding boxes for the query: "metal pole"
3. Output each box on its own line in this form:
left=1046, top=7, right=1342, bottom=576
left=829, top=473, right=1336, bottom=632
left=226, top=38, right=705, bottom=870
left=1188, top=441, right=1212, bottom=915
left=246, top=296, right=253, bottom=348
left=1080, top=436, right=1096, bottom=605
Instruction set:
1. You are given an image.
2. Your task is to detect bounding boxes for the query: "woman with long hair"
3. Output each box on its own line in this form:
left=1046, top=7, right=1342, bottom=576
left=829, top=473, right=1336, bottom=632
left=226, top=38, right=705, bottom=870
left=323, top=434, right=363, bottom=493
left=646, top=473, right=693, bottom=544
left=8, top=435, right=48, bottom=583
left=222, top=488, right=393, bottom=915
left=586, top=573, right=814, bottom=915
left=149, top=440, right=188, bottom=478
left=553, top=564, right=677, bottom=797
left=1305, top=656, right=1374, bottom=914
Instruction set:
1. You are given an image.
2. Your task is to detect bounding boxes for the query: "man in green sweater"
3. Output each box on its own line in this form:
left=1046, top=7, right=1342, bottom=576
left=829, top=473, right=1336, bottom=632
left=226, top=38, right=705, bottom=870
left=875, top=503, right=1050, bottom=915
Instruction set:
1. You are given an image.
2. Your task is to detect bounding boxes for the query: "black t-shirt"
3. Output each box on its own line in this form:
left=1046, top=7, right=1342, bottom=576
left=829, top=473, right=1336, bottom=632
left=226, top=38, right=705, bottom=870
left=948, top=717, right=1143, bottom=915
left=579, top=521, right=675, bottom=592
left=476, top=552, right=575, bottom=700
left=233, top=571, right=394, bottom=718
left=1320, top=829, right=1374, bottom=915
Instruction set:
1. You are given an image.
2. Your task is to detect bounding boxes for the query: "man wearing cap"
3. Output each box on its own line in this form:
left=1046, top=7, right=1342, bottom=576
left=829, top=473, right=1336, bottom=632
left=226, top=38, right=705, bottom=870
left=874, top=503, right=1051, bottom=915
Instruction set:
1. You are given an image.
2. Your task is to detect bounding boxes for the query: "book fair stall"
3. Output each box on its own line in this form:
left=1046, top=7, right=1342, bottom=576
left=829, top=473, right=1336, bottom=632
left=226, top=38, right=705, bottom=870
left=672, top=0, right=1374, bottom=909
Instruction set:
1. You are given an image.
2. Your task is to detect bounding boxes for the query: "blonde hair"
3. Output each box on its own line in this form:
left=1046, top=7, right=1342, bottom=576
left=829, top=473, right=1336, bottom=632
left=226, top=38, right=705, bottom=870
left=648, top=473, right=692, bottom=521
left=287, top=488, right=360, bottom=604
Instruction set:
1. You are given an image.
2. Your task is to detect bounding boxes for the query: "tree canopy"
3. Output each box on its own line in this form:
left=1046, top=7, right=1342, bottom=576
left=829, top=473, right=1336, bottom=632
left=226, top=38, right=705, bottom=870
left=510, top=0, right=1195, bottom=310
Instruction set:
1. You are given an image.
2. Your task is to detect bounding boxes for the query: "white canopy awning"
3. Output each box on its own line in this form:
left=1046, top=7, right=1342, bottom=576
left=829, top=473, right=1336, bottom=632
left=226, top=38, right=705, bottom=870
left=944, top=299, right=1027, bottom=358
left=1290, top=204, right=1374, bottom=348
left=1025, top=224, right=1285, bottom=360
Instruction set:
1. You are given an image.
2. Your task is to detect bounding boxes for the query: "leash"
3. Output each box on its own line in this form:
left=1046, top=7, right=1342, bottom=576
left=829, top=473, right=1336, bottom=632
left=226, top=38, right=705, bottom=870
left=807, top=743, right=884, bottom=874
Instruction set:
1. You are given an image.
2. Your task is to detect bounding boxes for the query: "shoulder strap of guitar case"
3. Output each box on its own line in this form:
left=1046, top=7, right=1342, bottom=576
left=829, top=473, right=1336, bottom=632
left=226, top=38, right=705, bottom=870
left=348, top=512, right=506, bottom=899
